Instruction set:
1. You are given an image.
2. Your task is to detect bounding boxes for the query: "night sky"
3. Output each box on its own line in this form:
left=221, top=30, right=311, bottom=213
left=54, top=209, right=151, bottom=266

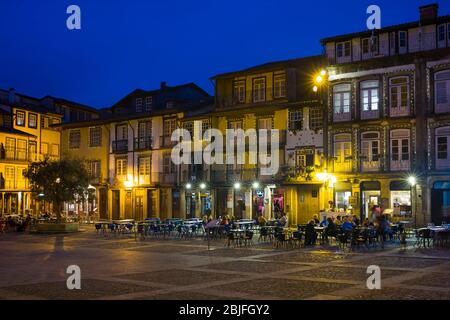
left=0, top=0, right=449, bottom=108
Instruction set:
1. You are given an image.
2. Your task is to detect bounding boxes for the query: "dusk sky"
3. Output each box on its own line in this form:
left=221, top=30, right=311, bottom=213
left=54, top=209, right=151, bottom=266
left=1, top=0, right=449, bottom=108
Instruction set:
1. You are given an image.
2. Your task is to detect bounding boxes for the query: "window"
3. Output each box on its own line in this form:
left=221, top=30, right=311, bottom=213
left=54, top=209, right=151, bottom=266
left=362, top=36, right=378, bottom=55
left=399, top=31, right=407, bottom=50
left=88, top=161, right=101, bottom=178
left=163, top=155, right=174, bottom=174
left=253, top=78, right=266, bottom=103
left=435, top=70, right=450, bottom=113
left=17, top=139, right=27, bottom=160
left=273, top=73, right=286, bottom=98
left=5, top=166, right=14, bottom=181
left=361, top=132, right=380, bottom=162
left=163, top=119, right=177, bottom=140
left=288, top=110, right=303, bottom=131
left=51, top=144, right=59, bottom=157
left=361, top=80, right=379, bottom=112
left=69, top=130, right=81, bottom=149
left=336, top=41, right=351, bottom=58
left=390, top=129, right=410, bottom=170
left=201, top=120, right=210, bottom=139
left=334, top=134, right=352, bottom=163
left=29, top=141, right=37, bottom=161
left=296, top=149, right=315, bottom=167
left=139, top=157, right=151, bottom=176
left=41, top=142, right=49, bottom=156
left=116, top=124, right=128, bottom=140
left=309, top=108, right=323, bottom=130
left=233, top=81, right=245, bottom=104
left=138, top=121, right=152, bottom=138
left=435, top=127, right=450, bottom=169
left=390, top=77, right=409, bottom=116
left=438, top=24, right=446, bottom=42
left=258, top=118, right=272, bottom=130
left=135, top=98, right=143, bottom=112
left=145, top=97, right=153, bottom=111
left=41, top=116, right=49, bottom=129
left=333, top=83, right=351, bottom=121
left=89, top=127, right=102, bottom=147
left=116, top=158, right=127, bottom=176
left=28, top=113, right=37, bottom=128
left=183, top=121, right=194, bottom=137
left=16, top=111, right=25, bottom=126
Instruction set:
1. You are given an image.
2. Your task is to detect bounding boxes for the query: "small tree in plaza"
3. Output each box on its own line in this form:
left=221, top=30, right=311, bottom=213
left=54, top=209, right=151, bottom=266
left=24, top=158, right=90, bottom=222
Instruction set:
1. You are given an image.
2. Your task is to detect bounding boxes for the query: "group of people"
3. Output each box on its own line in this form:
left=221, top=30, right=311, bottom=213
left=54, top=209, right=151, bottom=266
left=0, top=214, right=33, bottom=233
left=303, top=214, right=395, bottom=246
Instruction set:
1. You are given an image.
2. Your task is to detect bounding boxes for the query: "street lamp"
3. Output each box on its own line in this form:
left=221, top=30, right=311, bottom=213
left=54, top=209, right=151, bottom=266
left=185, top=183, right=192, bottom=190
left=200, top=183, right=206, bottom=190
left=252, top=182, right=260, bottom=189
left=408, top=175, right=417, bottom=228
left=234, top=182, right=241, bottom=190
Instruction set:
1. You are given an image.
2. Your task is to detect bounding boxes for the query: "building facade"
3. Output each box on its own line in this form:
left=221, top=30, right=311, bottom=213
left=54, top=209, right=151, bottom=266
left=321, top=3, right=450, bottom=225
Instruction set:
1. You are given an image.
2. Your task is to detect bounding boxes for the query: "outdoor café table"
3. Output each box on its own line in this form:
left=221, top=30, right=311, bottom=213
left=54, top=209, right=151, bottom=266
left=94, top=221, right=110, bottom=234
left=235, top=220, right=255, bottom=230
left=314, top=226, right=325, bottom=244
left=113, top=220, right=135, bottom=234
left=229, top=229, right=246, bottom=246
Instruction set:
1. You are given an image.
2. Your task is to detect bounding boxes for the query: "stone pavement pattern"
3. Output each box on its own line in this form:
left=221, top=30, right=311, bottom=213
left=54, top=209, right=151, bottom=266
left=0, top=228, right=449, bottom=300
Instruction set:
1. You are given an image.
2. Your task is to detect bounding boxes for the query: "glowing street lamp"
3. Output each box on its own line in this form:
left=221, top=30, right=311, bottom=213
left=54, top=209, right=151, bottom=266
left=252, top=182, right=260, bottom=189
left=124, top=180, right=133, bottom=189
left=185, top=183, right=192, bottom=190
left=234, top=182, right=241, bottom=190
left=200, top=183, right=206, bottom=190
left=408, top=176, right=417, bottom=187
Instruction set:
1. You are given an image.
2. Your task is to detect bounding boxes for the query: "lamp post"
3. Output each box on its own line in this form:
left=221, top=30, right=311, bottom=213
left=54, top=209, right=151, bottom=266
left=408, top=176, right=417, bottom=229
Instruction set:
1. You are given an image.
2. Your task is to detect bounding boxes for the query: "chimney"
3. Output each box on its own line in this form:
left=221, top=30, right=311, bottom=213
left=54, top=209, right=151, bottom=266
left=419, top=3, right=439, bottom=24
left=8, top=88, right=16, bottom=105
left=160, top=81, right=167, bottom=89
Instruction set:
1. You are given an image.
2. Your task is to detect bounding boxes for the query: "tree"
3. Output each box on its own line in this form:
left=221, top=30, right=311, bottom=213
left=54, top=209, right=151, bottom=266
left=24, top=158, right=90, bottom=221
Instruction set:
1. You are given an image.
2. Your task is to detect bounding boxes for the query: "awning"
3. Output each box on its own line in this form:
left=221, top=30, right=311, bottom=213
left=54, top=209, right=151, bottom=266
left=360, top=181, right=381, bottom=191
left=433, top=181, right=450, bottom=190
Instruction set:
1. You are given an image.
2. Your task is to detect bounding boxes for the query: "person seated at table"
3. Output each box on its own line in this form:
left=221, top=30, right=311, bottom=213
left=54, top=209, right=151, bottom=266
left=202, top=214, right=209, bottom=225
left=335, top=216, right=342, bottom=226
left=323, top=218, right=337, bottom=242
left=341, top=216, right=354, bottom=232
left=257, top=213, right=267, bottom=227
left=279, top=212, right=288, bottom=227
left=352, top=215, right=360, bottom=226
left=304, top=220, right=317, bottom=246
left=362, top=218, right=370, bottom=227
left=313, top=214, right=320, bottom=225
left=220, top=215, right=229, bottom=226
left=319, top=216, right=328, bottom=227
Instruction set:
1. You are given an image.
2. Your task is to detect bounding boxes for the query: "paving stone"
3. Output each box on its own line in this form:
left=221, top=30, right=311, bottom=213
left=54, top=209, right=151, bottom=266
left=203, top=260, right=300, bottom=273
left=287, top=266, right=409, bottom=282
left=119, top=269, right=238, bottom=286
left=0, top=279, right=155, bottom=300
left=208, top=278, right=351, bottom=300
left=127, top=244, right=206, bottom=254
left=185, top=248, right=276, bottom=258
left=348, top=287, right=450, bottom=300
left=402, top=272, right=450, bottom=288
left=137, top=291, right=238, bottom=300
left=350, top=256, right=445, bottom=269
left=260, top=250, right=350, bottom=263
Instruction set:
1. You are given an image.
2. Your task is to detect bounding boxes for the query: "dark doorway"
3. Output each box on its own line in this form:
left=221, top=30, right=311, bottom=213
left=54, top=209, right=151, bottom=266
left=112, top=190, right=120, bottom=220
left=135, top=194, right=144, bottom=221
left=99, top=188, right=108, bottom=219
left=147, top=189, right=156, bottom=218
left=125, top=191, right=133, bottom=219
left=431, top=181, right=450, bottom=224
left=172, top=190, right=180, bottom=218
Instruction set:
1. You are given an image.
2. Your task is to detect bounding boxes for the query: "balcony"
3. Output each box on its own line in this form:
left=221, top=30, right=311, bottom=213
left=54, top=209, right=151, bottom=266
left=333, top=112, right=351, bottom=122
left=1, top=148, right=44, bottom=163
left=112, top=140, right=128, bottom=154
left=134, top=137, right=152, bottom=151
left=157, top=173, right=176, bottom=185
left=390, top=159, right=410, bottom=171
left=361, top=159, right=381, bottom=172
left=334, top=160, right=353, bottom=173
left=210, top=167, right=284, bottom=184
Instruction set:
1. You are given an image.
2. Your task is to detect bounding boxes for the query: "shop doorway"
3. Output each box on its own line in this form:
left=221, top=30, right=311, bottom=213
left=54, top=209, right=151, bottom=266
left=361, top=181, right=381, bottom=220
left=252, top=190, right=265, bottom=219
left=234, top=191, right=245, bottom=220
left=185, top=193, right=196, bottom=219
left=135, top=191, right=144, bottom=221
left=125, top=191, right=133, bottom=219
left=431, top=181, right=450, bottom=224
left=99, top=188, right=108, bottom=219
left=272, top=190, right=284, bottom=219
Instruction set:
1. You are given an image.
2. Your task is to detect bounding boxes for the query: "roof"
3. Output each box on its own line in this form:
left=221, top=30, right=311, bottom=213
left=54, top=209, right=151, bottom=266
left=320, top=14, right=450, bottom=45
left=43, top=96, right=99, bottom=113
left=210, top=55, right=326, bottom=79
